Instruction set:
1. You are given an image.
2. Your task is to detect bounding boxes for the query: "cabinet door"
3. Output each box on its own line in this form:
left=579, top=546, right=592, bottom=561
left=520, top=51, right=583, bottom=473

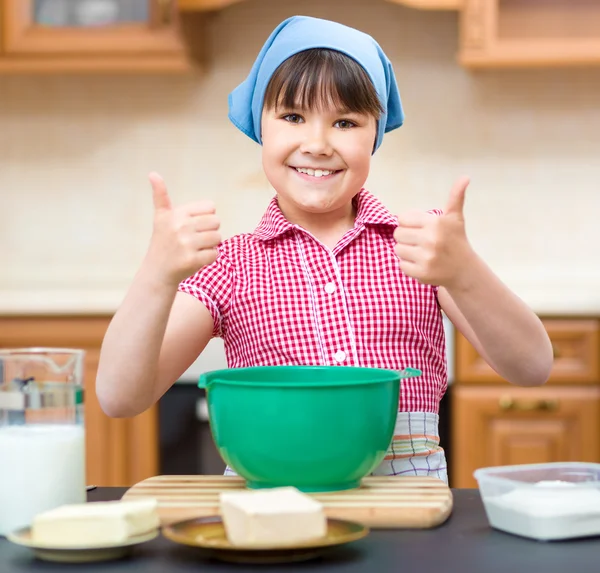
left=460, top=0, right=600, bottom=68
left=84, top=343, right=159, bottom=487
left=451, top=385, right=600, bottom=488
left=0, top=316, right=158, bottom=486
left=2, top=0, right=185, bottom=63
left=455, top=319, right=600, bottom=385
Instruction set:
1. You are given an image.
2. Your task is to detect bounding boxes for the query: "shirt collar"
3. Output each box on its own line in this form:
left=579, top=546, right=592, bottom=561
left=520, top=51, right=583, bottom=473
left=253, top=189, right=398, bottom=241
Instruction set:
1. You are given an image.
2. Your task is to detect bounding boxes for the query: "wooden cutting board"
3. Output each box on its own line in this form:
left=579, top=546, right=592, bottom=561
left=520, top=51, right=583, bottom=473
left=122, top=475, right=453, bottom=529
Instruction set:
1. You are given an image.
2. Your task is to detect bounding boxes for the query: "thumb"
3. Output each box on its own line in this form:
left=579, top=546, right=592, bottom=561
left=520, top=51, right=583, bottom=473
left=444, top=176, right=470, bottom=216
left=149, top=172, right=172, bottom=212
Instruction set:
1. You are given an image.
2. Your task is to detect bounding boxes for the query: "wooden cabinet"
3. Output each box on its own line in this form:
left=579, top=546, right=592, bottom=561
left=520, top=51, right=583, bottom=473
left=0, top=0, right=192, bottom=73
left=0, top=315, right=158, bottom=486
left=452, top=318, right=600, bottom=488
left=452, top=385, right=600, bottom=488
left=459, top=0, right=600, bottom=68
left=177, top=0, right=600, bottom=70
left=456, top=319, right=600, bottom=385
left=177, top=0, right=240, bottom=9
left=1, top=0, right=595, bottom=72
left=387, top=0, right=462, bottom=9
left=178, top=0, right=462, bottom=10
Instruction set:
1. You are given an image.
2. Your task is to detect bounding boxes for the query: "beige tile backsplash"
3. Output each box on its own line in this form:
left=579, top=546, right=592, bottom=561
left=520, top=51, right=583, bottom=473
left=1, top=0, right=600, bottom=313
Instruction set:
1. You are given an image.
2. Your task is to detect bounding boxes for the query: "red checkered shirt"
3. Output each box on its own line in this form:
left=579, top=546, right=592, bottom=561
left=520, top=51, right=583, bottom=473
left=179, top=189, right=448, bottom=413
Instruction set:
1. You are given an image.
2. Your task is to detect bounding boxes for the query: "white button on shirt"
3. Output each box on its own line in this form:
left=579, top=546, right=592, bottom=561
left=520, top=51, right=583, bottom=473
left=334, top=350, right=346, bottom=363
left=324, top=282, right=336, bottom=294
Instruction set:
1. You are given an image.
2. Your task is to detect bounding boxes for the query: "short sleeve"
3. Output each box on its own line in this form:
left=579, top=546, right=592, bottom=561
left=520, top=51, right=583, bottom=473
left=178, top=251, right=234, bottom=338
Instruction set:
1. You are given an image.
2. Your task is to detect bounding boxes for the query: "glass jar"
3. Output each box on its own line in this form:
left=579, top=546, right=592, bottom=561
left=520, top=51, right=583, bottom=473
left=0, top=348, right=86, bottom=536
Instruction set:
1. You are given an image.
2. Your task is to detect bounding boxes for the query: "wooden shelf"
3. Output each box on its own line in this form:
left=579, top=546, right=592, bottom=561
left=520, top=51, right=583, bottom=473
left=387, top=0, right=462, bottom=10
left=0, top=55, right=193, bottom=74
left=177, top=0, right=243, bottom=10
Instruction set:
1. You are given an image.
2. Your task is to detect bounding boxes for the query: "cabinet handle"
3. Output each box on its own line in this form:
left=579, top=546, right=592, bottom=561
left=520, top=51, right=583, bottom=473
left=157, top=0, right=173, bottom=25
left=498, top=396, right=559, bottom=412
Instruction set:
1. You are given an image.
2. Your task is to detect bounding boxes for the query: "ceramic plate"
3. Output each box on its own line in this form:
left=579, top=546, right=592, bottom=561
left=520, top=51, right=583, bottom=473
left=162, top=515, right=369, bottom=564
left=6, top=527, right=159, bottom=563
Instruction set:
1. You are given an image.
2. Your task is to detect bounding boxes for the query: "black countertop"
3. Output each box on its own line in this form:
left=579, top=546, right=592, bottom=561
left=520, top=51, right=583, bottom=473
left=2, top=488, right=599, bottom=573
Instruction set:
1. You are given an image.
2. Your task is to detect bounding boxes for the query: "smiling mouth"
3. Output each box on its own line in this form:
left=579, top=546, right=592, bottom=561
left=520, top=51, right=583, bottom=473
left=291, top=167, right=342, bottom=179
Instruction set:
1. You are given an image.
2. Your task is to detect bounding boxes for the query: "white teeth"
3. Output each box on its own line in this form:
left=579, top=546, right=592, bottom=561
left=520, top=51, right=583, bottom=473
left=295, top=167, right=334, bottom=177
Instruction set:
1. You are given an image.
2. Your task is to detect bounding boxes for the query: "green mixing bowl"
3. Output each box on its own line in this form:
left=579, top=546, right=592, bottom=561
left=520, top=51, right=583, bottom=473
left=198, top=366, right=421, bottom=492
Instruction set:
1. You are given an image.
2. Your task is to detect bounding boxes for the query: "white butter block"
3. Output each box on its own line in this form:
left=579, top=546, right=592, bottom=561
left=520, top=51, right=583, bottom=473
left=219, top=487, right=327, bottom=548
left=31, top=497, right=160, bottom=546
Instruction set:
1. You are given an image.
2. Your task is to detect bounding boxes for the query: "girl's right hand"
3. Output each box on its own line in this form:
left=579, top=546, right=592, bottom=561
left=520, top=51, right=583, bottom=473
left=144, top=172, right=221, bottom=287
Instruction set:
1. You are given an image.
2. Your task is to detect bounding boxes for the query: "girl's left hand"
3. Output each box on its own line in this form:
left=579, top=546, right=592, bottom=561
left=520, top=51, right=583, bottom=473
left=393, top=176, right=475, bottom=289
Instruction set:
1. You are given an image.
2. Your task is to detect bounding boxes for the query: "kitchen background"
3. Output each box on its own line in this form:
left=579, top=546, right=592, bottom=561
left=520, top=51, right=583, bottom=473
left=1, top=0, right=599, bottom=488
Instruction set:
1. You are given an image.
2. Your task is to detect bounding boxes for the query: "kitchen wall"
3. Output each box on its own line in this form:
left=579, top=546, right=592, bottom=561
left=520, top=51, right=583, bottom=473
left=1, top=0, right=600, bottom=318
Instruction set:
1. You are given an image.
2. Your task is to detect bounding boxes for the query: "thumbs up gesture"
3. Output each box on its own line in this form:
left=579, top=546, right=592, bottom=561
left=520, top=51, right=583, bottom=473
left=393, top=177, right=474, bottom=288
left=146, top=173, right=221, bottom=287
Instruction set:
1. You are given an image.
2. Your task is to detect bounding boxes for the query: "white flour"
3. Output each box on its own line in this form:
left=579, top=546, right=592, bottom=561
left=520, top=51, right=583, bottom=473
left=484, top=480, right=600, bottom=540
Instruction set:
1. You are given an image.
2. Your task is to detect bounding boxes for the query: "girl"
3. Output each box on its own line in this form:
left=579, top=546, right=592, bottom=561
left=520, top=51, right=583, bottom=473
left=96, top=16, right=553, bottom=483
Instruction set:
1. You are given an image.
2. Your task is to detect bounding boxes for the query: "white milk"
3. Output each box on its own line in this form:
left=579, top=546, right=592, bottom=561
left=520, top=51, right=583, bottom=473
left=0, top=424, right=86, bottom=536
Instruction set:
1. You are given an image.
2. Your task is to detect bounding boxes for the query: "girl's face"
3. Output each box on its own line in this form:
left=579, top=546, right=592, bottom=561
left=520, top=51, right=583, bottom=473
left=261, top=102, right=377, bottom=224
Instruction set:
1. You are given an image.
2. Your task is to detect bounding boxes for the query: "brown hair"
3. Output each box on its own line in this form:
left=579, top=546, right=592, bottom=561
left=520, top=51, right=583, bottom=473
left=263, top=49, right=384, bottom=118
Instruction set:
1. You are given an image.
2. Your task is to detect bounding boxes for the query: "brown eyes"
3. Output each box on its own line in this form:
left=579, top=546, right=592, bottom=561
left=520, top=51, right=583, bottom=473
left=282, top=114, right=303, bottom=124
left=334, top=120, right=357, bottom=130
left=281, top=114, right=357, bottom=129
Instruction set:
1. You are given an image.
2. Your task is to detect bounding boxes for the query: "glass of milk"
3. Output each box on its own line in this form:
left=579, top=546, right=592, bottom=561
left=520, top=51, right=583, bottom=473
left=0, top=348, right=86, bottom=536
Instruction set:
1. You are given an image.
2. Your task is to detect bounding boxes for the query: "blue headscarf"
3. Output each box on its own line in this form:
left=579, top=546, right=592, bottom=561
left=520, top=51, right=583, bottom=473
left=228, top=15, right=404, bottom=153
